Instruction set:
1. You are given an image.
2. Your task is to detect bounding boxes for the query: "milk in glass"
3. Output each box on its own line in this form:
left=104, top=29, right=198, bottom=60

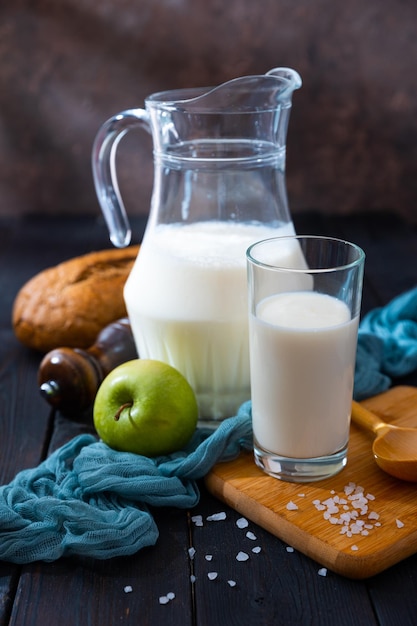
left=250, top=291, right=359, bottom=458
left=124, top=220, right=296, bottom=421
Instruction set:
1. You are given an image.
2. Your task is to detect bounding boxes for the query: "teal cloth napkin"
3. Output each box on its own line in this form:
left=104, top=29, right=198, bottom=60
left=0, top=404, right=253, bottom=563
left=354, top=286, right=417, bottom=399
left=0, top=286, right=416, bottom=564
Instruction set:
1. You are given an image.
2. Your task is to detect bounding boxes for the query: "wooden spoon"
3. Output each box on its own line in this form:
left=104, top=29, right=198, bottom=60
left=351, top=400, right=417, bottom=482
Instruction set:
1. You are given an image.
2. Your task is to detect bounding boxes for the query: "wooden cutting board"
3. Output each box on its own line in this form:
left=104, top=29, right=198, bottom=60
left=205, top=385, right=417, bottom=579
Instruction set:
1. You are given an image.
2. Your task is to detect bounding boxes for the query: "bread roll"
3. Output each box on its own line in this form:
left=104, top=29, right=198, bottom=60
left=12, top=245, right=139, bottom=352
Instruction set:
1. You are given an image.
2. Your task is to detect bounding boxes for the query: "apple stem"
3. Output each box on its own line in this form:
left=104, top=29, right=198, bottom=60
left=114, top=402, right=133, bottom=421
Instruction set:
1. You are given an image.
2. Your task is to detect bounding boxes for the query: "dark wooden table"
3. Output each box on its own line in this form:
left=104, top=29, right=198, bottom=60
left=1, top=211, right=417, bottom=626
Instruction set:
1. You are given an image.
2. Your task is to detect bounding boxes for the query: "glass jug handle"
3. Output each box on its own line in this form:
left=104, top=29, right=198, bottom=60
left=92, top=108, right=151, bottom=248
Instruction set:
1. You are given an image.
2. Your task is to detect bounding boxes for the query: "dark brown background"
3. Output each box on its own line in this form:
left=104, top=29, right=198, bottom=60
left=1, top=0, right=417, bottom=223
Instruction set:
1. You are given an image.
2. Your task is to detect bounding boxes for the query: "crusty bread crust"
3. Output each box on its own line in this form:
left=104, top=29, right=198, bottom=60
left=12, top=245, right=139, bottom=352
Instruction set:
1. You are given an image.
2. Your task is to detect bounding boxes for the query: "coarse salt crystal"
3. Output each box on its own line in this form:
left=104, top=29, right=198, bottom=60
left=349, top=493, right=365, bottom=501
left=190, top=575, right=196, bottom=583
left=236, top=551, right=249, bottom=561
left=318, top=568, right=327, bottom=577
left=366, top=493, right=375, bottom=500
left=286, top=546, right=295, bottom=552
left=191, top=515, right=203, bottom=527
left=159, top=591, right=175, bottom=604
left=352, top=500, right=367, bottom=510
left=350, top=524, right=362, bottom=535
left=205, top=554, right=213, bottom=561
left=188, top=547, right=196, bottom=559
left=396, top=519, right=405, bottom=529
left=351, top=545, right=359, bottom=551
left=207, top=572, right=218, bottom=580
left=227, top=580, right=237, bottom=587
left=286, top=501, right=298, bottom=511
left=328, top=505, right=340, bottom=515
left=252, top=546, right=262, bottom=554
left=236, top=517, right=249, bottom=529
left=207, top=512, right=226, bottom=522
left=368, top=511, right=380, bottom=520
left=298, top=493, right=306, bottom=498
left=124, top=586, right=133, bottom=593
left=246, top=531, right=257, bottom=540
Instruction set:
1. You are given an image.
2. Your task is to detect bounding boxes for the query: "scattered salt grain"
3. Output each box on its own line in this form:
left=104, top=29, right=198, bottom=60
left=344, top=482, right=356, bottom=496
left=368, top=511, right=380, bottom=520
left=227, top=580, right=237, bottom=587
left=124, top=586, right=133, bottom=593
left=318, top=568, right=327, bottom=577
left=298, top=493, right=306, bottom=498
left=246, top=531, right=257, bottom=540
left=286, top=501, right=298, bottom=511
left=188, top=547, right=196, bottom=559
left=207, top=572, right=218, bottom=580
left=286, top=546, right=295, bottom=553
left=207, top=512, right=226, bottom=522
left=190, top=575, right=196, bottom=583
left=236, top=551, right=249, bottom=561
left=351, top=545, right=359, bottom=551
left=396, top=519, right=405, bottom=529
left=159, top=591, right=175, bottom=603
left=205, top=554, right=213, bottom=561
left=252, top=546, right=262, bottom=554
left=236, top=517, right=249, bottom=529
left=191, top=515, right=203, bottom=527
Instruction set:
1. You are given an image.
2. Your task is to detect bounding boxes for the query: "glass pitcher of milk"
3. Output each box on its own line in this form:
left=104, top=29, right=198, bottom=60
left=92, top=67, right=302, bottom=426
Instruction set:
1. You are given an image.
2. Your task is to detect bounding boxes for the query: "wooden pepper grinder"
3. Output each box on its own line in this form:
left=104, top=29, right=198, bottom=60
left=38, top=317, right=138, bottom=416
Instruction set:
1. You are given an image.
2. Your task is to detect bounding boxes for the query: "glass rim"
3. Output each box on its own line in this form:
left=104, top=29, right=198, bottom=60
left=246, top=235, right=365, bottom=273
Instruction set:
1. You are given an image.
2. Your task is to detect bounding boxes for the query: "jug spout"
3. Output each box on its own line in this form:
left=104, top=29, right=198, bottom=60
left=265, top=67, right=302, bottom=94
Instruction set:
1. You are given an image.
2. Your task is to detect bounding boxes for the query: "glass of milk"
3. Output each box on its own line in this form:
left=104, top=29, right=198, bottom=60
left=247, top=236, right=365, bottom=482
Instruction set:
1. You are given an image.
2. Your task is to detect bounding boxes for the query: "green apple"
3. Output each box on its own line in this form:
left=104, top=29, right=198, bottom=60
left=93, top=359, right=199, bottom=457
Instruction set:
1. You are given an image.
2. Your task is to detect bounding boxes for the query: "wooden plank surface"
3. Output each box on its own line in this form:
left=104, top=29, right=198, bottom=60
left=0, top=213, right=416, bottom=625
